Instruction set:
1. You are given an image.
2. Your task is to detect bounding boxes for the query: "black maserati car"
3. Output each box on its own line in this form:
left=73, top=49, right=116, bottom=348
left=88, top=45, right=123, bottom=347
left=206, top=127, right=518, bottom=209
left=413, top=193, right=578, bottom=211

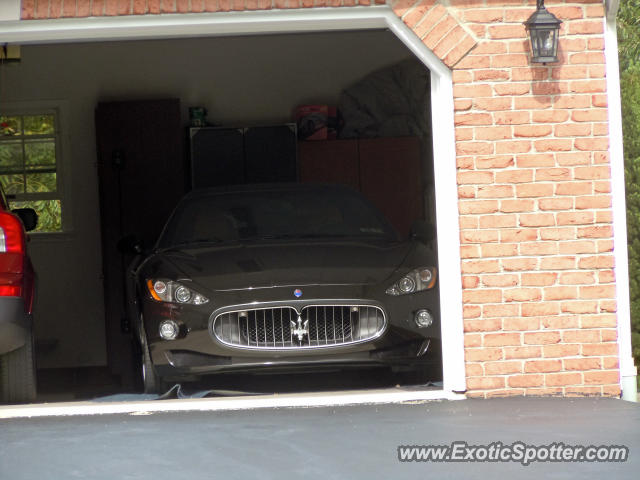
left=126, top=183, right=441, bottom=392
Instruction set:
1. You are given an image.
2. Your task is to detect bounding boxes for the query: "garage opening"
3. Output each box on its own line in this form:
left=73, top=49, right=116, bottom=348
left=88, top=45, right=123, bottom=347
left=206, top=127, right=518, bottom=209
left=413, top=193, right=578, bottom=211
left=0, top=9, right=464, bottom=405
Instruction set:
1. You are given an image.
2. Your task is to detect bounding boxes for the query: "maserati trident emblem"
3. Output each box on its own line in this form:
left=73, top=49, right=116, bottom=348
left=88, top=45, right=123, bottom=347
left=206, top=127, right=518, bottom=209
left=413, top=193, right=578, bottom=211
left=290, top=315, right=309, bottom=343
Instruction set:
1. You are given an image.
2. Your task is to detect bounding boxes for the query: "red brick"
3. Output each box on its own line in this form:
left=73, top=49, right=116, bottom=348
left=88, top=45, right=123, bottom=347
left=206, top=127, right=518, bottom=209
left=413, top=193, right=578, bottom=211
left=578, top=226, right=613, bottom=239
left=568, top=20, right=604, bottom=35
left=459, top=200, right=499, bottom=214
left=516, top=153, right=555, bottom=168
left=564, top=358, right=602, bottom=371
left=516, top=183, right=554, bottom=198
left=495, top=170, right=534, bottom=184
left=504, top=288, right=542, bottom=302
left=463, top=289, right=503, bottom=304
left=524, top=331, right=561, bottom=345
left=556, top=152, right=591, bottom=166
left=457, top=171, right=494, bottom=185
left=494, top=83, right=530, bottom=96
left=559, top=241, right=596, bottom=254
left=455, top=113, right=493, bottom=126
left=495, top=111, right=531, bottom=125
left=465, top=362, right=484, bottom=376
left=543, top=344, right=580, bottom=358
left=484, top=361, right=522, bottom=375
left=519, top=213, right=554, bottom=227
left=462, top=260, right=501, bottom=274
left=481, top=243, right=519, bottom=257
left=464, top=318, right=502, bottom=332
left=575, top=137, right=609, bottom=151
left=484, top=332, right=521, bottom=347
left=503, top=317, right=541, bottom=332
left=467, top=376, right=506, bottom=390
left=475, top=126, right=513, bottom=140
left=557, top=211, right=594, bottom=226
left=522, top=272, right=557, bottom=286
left=504, top=346, right=542, bottom=360
left=502, top=257, right=537, bottom=271
left=540, top=256, right=576, bottom=270
left=513, top=125, right=553, bottom=139
left=475, top=156, right=514, bottom=170
left=534, top=139, right=573, bottom=152
left=561, top=301, right=598, bottom=314
left=582, top=343, right=618, bottom=356
left=475, top=97, right=513, bottom=112
left=583, top=371, right=619, bottom=385
left=579, top=285, right=616, bottom=299
left=465, top=347, right=504, bottom=362
left=546, top=372, right=582, bottom=386
left=508, top=375, right=544, bottom=388
left=563, top=329, right=601, bottom=343
left=555, top=181, right=592, bottom=196
left=560, top=272, right=595, bottom=285
left=500, top=199, right=534, bottom=213
left=463, top=305, right=482, bottom=319
left=481, top=274, right=518, bottom=288
left=540, top=315, right=580, bottom=329
left=553, top=95, right=591, bottom=109
left=479, top=214, right=517, bottom=228
left=525, top=359, right=562, bottom=373
left=572, top=109, right=608, bottom=122
left=500, top=229, right=538, bottom=243
left=539, top=227, right=576, bottom=241
left=544, top=286, right=577, bottom=301
left=538, top=198, right=573, bottom=211
left=483, top=304, right=520, bottom=318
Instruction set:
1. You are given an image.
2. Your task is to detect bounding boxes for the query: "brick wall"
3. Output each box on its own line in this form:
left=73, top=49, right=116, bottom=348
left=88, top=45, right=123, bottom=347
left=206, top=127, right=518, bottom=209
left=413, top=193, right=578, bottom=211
left=19, top=0, right=622, bottom=398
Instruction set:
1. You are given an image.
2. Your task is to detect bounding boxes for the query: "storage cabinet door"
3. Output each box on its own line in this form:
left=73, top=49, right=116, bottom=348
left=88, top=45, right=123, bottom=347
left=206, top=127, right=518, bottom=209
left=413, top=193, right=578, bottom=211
left=244, top=125, right=297, bottom=183
left=190, top=128, right=245, bottom=188
left=358, top=137, right=423, bottom=238
left=298, top=139, right=360, bottom=191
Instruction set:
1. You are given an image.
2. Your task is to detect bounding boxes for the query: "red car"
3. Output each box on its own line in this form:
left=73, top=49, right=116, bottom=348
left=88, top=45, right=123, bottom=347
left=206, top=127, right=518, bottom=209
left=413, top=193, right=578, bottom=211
left=0, top=185, right=37, bottom=403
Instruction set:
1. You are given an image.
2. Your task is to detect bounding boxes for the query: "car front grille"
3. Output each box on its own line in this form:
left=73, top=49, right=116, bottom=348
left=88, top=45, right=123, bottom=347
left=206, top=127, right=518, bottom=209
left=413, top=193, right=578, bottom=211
left=212, top=305, right=386, bottom=349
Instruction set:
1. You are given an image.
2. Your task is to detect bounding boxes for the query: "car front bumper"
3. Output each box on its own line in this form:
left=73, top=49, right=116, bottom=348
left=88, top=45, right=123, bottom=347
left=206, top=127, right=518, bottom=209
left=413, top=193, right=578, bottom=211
left=141, top=284, right=441, bottom=381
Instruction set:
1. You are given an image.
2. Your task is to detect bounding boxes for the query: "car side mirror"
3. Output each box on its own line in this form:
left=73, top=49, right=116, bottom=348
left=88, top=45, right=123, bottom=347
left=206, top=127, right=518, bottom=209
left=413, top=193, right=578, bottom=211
left=12, top=208, right=38, bottom=232
left=117, top=234, right=144, bottom=255
left=410, top=220, right=435, bottom=243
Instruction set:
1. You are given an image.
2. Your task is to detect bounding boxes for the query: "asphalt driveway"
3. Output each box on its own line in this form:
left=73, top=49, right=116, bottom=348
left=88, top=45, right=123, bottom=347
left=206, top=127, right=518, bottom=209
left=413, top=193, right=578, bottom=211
left=1, top=397, right=638, bottom=479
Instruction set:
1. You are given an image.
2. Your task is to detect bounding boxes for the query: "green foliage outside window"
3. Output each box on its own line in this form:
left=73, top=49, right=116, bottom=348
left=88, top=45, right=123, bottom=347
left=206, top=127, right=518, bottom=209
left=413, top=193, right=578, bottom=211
left=0, top=113, right=62, bottom=232
left=618, top=2, right=640, bottom=376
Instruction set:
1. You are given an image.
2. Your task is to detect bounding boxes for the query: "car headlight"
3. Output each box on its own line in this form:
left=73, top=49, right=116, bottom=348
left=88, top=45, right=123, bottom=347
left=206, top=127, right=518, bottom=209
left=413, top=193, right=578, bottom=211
left=385, top=267, right=437, bottom=296
left=146, top=279, right=209, bottom=305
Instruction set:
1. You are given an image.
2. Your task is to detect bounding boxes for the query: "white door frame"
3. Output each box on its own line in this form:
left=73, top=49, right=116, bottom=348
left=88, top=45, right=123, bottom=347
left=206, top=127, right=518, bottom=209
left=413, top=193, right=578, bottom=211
left=0, top=6, right=466, bottom=393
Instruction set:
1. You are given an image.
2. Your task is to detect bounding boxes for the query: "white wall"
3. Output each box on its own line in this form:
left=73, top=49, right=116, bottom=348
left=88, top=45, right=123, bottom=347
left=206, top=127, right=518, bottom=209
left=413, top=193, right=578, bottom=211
left=0, top=30, right=412, bottom=368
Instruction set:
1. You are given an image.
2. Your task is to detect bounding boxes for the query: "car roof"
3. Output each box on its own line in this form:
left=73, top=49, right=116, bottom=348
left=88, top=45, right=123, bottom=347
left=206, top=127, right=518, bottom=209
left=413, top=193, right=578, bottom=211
left=184, top=183, right=358, bottom=200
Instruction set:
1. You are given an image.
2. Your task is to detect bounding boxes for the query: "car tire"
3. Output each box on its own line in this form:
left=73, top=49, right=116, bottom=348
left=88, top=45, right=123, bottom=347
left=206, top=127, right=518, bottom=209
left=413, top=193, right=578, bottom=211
left=1, top=331, right=37, bottom=404
left=142, top=344, right=163, bottom=394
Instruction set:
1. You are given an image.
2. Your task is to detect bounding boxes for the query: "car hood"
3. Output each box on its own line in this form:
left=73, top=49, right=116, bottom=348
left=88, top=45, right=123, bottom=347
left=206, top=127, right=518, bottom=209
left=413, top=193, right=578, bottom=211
left=146, top=240, right=416, bottom=291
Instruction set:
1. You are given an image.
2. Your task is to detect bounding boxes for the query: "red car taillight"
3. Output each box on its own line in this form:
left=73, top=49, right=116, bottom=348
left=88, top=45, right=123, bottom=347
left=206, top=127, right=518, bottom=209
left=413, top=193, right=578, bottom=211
left=0, top=211, right=26, bottom=297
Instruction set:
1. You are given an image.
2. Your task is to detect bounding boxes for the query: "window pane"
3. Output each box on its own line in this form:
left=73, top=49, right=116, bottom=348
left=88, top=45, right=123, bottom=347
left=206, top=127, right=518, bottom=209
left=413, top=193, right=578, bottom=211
left=26, top=172, right=57, bottom=193
left=25, top=140, right=56, bottom=170
left=10, top=199, right=62, bottom=232
left=0, top=142, right=24, bottom=172
left=0, top=116, right=22, bottom=137
left=0, top=174, right=25, bottom=195
left=23, top=115, right=55, bottom=136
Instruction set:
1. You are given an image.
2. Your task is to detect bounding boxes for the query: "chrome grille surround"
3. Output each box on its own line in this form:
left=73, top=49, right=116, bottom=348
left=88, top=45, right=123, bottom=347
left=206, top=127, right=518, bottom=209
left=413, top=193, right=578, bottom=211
left=211, top=303, right=387, bottom=350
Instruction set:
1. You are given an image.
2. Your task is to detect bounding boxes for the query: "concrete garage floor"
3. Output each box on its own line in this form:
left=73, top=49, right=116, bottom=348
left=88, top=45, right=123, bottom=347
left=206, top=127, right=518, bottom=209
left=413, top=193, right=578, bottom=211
left=0, top=397, right=637, bottom=479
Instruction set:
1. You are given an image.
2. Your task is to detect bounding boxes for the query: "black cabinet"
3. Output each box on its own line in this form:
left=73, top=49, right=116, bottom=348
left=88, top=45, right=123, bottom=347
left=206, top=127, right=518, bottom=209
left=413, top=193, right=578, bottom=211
left=190, top=124, right=297, bottom=188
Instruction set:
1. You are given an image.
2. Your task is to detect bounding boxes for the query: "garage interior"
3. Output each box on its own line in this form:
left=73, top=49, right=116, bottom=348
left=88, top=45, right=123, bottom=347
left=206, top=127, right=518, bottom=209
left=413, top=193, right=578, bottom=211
left=0, top=28, right=443, bottom=401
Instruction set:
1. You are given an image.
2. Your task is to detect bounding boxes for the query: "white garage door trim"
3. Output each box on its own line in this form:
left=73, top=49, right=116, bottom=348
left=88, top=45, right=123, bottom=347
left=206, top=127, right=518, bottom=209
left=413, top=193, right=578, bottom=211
left=0, top=5, right=466, bottom=395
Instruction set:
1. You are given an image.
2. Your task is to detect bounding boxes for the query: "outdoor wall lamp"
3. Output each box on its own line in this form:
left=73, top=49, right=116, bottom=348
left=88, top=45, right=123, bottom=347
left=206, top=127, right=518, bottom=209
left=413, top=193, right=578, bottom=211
left=524, top=0, right=562, bottom=64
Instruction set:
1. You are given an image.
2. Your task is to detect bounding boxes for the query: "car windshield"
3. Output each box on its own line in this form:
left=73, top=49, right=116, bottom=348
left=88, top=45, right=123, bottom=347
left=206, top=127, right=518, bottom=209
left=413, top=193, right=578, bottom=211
left=157, top=187, right=399, bottom=249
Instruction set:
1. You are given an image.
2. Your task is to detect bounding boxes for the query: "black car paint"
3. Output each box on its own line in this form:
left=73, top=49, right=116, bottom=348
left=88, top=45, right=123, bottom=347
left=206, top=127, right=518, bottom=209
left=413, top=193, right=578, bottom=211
left=127, top=184, right=441, bottom=384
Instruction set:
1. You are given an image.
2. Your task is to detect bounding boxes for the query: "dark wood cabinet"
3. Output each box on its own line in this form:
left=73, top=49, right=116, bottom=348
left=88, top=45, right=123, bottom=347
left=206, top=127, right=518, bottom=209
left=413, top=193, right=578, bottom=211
left=298, top=137, right=424, bottom=237
left=190, top=124, right=297, bottom=188
left=95, top=99, right=184, bottom=385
